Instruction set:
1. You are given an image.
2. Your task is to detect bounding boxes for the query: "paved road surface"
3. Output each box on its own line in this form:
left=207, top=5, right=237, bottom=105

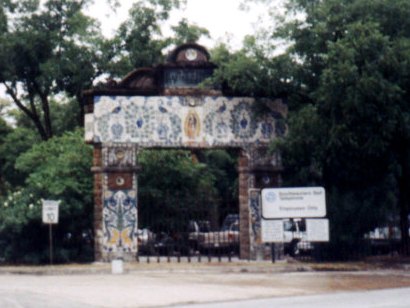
left=0, top=270, right=409, bottom=307
left=179, top=287, right=410, bottom=308
left=0, top=290, right=94, bottom=308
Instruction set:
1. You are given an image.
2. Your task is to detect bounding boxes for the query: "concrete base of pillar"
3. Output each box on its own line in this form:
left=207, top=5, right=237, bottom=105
left=100, top=251, right=137, bottom=263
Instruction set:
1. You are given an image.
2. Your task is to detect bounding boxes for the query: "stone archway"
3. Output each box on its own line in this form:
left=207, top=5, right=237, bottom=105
left=83, top=43, right=287, bottom=261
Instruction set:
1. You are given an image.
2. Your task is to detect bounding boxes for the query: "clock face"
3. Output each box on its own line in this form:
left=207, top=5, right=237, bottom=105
left=185, top=48, right=198, bottom=61
left=115, top=176, right=125, bottom=186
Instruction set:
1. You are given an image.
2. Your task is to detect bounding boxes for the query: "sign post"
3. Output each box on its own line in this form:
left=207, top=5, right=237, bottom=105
left=260, top=187, right=329, bottom=261
left=42, top=200, right=60, bottom=265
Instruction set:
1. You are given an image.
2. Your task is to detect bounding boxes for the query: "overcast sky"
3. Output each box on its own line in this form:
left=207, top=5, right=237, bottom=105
left=87, top=0, right=272, bottom=49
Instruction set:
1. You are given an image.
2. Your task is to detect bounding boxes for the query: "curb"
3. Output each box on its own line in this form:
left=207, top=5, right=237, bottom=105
left=2, top=260, right=407, bottom=276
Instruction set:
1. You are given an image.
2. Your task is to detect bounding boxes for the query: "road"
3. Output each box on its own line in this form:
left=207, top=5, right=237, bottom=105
left=0, top=269, right=409, bottom=307
left=0, top=290, right=93, bottom=308
left=179, top=288, right=410, bottom=308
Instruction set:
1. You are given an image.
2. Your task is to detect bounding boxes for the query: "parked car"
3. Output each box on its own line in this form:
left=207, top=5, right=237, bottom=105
left=364, top=226, right=401, bottom=255
left=195, top=214, right=240, bottom=252
left=188, top=220, right=211, bottom=250
left=364, top=215, right=410, bottom=255
left=137, top=228, right=155, bottom=254
left=221, top=214, right=239, bottom=231
left=137, top=228, right=155, bottom=245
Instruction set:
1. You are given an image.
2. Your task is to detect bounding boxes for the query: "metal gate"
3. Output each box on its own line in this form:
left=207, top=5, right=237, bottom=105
left=136, top=194, right=240, bottom=262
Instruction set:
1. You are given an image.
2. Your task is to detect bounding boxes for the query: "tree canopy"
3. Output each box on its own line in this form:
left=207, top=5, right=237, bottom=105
left=257, top=0, right=410, bottom=254
left=0, top=129, right=94, bottom=263
left=0, top=0, right=103, bottom=140
left=214, top=0, right=410, bottom=255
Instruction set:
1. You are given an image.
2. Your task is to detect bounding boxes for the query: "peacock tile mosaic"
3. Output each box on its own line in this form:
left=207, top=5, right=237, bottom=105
left=86, top=96, right=285, bottom=147
left=103, top=189, right=138, bottom=253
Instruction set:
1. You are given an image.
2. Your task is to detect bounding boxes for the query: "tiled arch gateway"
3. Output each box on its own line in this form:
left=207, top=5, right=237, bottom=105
left=83, top=43, right=287, bottom=261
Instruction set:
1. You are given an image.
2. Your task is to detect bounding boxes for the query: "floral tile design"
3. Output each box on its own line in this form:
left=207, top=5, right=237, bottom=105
left=89, top=96, right=284, bottom=147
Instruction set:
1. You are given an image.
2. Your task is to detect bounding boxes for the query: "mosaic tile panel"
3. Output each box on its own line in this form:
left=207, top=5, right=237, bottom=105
left=102, top=144, right=137, bottom=168
left=103, top=189, right=138, bottom=253
left=88, top=96, right=284, bottom=147
left=247, top=147, right=278, bottom=168
left=249, top=189, right=262, bottom=245
left=84, top=113, right=94, bottom=142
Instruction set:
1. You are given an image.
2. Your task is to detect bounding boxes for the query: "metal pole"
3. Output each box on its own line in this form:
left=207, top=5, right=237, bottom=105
left=49, top=223, right=53, bottom=265
left=271, top=243, right=276, bottom=263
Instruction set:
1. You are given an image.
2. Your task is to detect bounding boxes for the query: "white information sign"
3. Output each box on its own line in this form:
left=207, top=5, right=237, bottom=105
left=42, top=200, right=60, bottom=224
left=261, top=187, right=326, bottom=219
left=306, top=219, right=330, bottom=242
left=261, top=219, right=284, bottom=243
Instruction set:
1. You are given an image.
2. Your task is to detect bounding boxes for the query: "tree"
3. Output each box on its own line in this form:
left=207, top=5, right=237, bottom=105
left=0, top=129, right=93, bottom=263
left=171, top=18, right=210, bottom=46
left=198, top=150, right=239, bottom=219
left=0, top=0, right=103, bottom=140
left=261, top=0, right=410, bottom=254
left=137, top=149, right=239, bottom=235
left=100, top=0, right=183, bottom=77
left=210, top=39, right=295, bottom=97
left=138, top=149, right=219, bottom=232
left=100, top=0, right=210, bottom=78
left=0, top=127, right=41, bottom=189
left=315, top=18, right=410, bottom=254
left=0, top=117, right=12, bottom=195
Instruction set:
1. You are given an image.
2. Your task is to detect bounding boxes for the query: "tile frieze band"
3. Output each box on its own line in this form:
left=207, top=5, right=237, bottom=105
left=85, top=96, right=286, bottom=147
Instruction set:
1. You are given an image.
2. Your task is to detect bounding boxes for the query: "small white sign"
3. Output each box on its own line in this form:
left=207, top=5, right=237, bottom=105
left=42, top=200, right=60, bottom=224
left=262, top=187, right=326, bottom=219
left=306, top=219, right=330, bottom=242
left=261, top=219, right=284, bottom=243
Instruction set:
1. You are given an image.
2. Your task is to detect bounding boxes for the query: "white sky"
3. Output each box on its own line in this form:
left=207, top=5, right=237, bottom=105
left=87, top=0, right=271, bottom=49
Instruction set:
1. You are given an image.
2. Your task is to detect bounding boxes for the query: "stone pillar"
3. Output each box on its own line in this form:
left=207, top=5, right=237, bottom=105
left=239, top=147, right=283, bottom=261
left=92, top=143, right=139, bottom=262
left=248, top=188, right=263, bottom=260
left=92, top=145, right=104, bottom=261
left=251, top=148, right=283, bottom=260
left=238, top=150, right=252, bottom=260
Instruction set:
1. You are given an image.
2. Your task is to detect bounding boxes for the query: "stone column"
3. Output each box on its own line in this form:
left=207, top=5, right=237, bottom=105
left=93, top=143, right=139, bottom=262
left=238, top=150, right=252, bottom=260
left=239, top=147, right=283, bottom=261
left=91, top=145, right=104, bottom=261
left=248, top=188, right=263, bottom=260
left=250, top=148, right=283, bottom=260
